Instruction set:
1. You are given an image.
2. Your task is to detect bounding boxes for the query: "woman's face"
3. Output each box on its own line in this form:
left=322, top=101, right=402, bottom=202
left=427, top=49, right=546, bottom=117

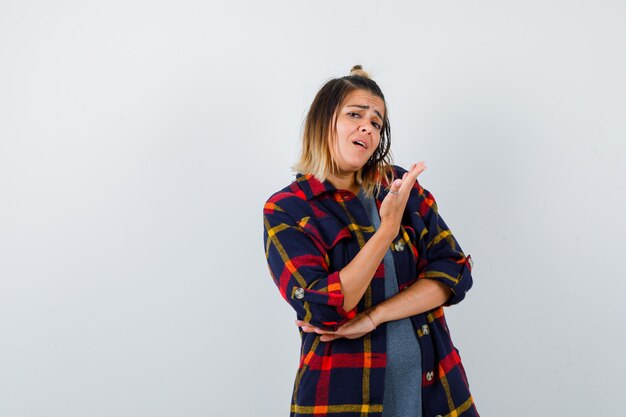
left=331, top=89, right=385, bottom=175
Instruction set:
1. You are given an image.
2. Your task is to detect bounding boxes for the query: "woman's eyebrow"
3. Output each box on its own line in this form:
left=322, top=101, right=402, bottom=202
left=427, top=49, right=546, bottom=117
left=346, top=104, right=383, bottom=120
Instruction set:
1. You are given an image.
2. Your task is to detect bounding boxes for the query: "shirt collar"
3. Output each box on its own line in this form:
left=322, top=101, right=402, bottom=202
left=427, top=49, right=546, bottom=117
left=293, top=173, right=337, bottom=200
left=292, top=173, right=390, bottom=202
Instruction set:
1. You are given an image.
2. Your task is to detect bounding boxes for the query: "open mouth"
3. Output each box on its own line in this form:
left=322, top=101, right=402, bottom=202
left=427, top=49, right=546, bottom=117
left=352, top=140, right=368, bottom=149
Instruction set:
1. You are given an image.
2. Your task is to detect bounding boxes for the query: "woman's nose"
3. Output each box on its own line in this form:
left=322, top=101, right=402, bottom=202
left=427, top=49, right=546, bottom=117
left=360, top=124, right=371, bottom=134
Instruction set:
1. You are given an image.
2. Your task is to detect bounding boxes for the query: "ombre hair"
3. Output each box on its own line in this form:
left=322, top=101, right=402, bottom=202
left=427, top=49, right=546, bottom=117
left=293, top=65, right=394, bottom=196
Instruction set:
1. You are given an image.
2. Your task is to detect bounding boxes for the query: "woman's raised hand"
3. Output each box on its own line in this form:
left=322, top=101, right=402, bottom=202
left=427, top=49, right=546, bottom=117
left=378, top=162, right=426, bottom=237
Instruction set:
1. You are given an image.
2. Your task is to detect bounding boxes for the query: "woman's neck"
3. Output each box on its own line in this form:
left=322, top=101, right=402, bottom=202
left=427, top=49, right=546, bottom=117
left=326, top=171, right=360, bottom=195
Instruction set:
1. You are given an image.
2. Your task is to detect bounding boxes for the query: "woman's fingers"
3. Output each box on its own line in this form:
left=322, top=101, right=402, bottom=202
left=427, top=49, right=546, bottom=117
left=295, top=320, right=334, bottom=335
left=387, top=162, right=426, bottom=198
left=379, top=162, right=427, bottom=230
left=399, top=162, right=426, bottom=193
left=388, top=178, right=402, bottom=195
left=296, top=314, right=376, bottom=342
left=407, top=161, right=426, bottom=182
left=295, top=320, right=344, bottom=341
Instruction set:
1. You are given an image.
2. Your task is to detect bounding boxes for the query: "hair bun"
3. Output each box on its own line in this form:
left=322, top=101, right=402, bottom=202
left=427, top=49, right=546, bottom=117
left=350, top=65, right=370, bottom=79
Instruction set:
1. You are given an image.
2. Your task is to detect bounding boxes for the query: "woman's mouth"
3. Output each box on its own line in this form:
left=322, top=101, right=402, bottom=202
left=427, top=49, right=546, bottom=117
left=352, top=140, right=368, bottom=149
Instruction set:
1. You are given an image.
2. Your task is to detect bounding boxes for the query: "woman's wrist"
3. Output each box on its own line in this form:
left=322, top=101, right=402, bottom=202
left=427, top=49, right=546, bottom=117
left=367, top=304, right=388, bottom=327
left=376, top=222, right=398, bottom=243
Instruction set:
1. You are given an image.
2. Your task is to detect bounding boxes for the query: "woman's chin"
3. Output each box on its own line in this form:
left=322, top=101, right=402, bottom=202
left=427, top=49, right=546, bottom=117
left=339, top=160, right=368, bottom=174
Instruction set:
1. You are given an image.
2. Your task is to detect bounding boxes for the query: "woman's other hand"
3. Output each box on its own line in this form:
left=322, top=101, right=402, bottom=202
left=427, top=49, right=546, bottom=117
left=378, top=162, right=426, bottom=237
left=295, top=311, right=377, bottom=342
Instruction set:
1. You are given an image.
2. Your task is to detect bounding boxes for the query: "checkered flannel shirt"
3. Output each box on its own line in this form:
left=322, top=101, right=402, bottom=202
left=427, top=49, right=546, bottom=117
left=263, top=166, right=478, bottom=417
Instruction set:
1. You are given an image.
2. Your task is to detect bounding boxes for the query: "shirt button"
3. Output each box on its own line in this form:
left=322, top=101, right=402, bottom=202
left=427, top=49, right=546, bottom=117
left=426, top=371, right=434, bottom=381
left=294, top=288, right=305, bottom=299
left=394, top=240, right=405, bottom=251
left=421, top=324, right=430, bottom=335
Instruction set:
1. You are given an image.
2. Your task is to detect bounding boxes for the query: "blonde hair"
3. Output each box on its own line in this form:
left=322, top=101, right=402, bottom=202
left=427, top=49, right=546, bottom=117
left=293, top=65, right=394, bottom=196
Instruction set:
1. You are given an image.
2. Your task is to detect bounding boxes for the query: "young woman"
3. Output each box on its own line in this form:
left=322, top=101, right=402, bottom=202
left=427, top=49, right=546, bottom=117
left=263, top=66, right=478, bottom=417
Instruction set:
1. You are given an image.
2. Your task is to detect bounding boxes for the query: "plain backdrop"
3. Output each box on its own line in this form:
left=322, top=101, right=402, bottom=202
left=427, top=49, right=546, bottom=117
left=1, top=1, right=625, bottom=416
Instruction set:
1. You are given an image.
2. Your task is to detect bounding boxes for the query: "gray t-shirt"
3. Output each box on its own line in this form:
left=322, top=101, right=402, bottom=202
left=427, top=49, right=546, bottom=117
left=357, top=190, right=422, bottom=417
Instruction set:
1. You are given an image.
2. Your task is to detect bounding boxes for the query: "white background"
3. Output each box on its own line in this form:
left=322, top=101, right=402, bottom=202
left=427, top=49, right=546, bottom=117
left=1, top=1, right=625, bottom=416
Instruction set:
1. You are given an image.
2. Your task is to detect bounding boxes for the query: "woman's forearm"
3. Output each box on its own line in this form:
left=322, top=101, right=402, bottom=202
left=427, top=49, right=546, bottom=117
left=339, top=223, right=396, bottom=311
left=338, top=164, right=426, bottom=312
left=368, top=279, right=452, bottom=325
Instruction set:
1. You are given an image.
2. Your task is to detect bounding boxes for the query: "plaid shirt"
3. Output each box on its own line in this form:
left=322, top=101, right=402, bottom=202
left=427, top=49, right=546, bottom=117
left=263, top=166, right=478, bottom=417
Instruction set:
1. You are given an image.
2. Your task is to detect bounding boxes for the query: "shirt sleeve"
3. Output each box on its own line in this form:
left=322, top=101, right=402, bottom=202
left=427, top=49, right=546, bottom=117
left=263, top=198, right=355, bottom=328
left=408, top=180, right=473, bottom=306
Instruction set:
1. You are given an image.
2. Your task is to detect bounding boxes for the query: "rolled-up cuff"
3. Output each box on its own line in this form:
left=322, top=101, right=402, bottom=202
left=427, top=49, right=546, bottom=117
left=419, top=256, right=473, bottom=306
left=290, top=271, right=356, bottom=327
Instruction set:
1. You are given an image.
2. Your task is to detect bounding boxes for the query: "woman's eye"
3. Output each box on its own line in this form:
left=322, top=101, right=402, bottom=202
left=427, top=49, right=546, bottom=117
left=372, top=122, right=382, bottom=129
left=348, top=112, right=360, bottom=118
